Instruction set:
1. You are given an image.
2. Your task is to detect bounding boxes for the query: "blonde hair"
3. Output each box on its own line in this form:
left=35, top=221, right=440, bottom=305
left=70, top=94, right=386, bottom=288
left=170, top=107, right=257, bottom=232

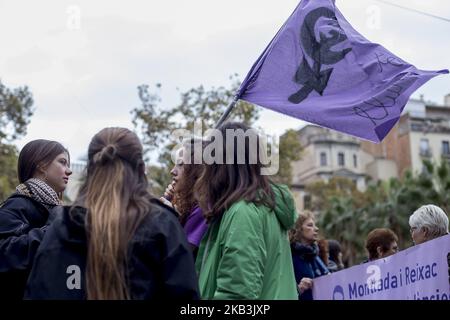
left=289, top=210, right=315, bottom=243
left=75, top=127, right=150, bottom=299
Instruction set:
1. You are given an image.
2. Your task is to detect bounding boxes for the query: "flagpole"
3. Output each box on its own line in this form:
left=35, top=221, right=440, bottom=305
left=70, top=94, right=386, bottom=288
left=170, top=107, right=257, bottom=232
left=215, top=95, right=239, bottom=129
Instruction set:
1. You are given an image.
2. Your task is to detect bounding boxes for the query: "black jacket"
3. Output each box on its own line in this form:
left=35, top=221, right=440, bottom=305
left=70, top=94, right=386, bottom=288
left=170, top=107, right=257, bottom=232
left=0, top=194, right=55, bottom=300
left=24, top=199, right=200, bottom=300
left=291, top=242, right=329, bottom=301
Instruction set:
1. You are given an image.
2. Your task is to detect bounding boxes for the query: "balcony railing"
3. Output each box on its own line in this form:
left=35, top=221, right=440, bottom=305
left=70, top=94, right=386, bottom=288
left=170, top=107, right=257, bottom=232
left=419, top=149, right=432, bottom=157
left=308, top=133, right=359, bottom=145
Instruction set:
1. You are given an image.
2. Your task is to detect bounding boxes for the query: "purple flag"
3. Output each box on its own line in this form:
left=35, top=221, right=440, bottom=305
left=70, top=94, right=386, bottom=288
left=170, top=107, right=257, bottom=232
left=237, top=0, right=448, bottom=142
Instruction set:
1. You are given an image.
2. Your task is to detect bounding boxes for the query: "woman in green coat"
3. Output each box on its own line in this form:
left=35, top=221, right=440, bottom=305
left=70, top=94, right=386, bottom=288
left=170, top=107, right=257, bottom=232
left=195, top=122, right=298, bottom=300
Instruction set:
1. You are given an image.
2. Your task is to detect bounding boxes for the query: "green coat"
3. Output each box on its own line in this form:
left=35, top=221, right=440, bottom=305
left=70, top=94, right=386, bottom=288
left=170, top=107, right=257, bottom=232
left=196, top=184, right=298, bottom=300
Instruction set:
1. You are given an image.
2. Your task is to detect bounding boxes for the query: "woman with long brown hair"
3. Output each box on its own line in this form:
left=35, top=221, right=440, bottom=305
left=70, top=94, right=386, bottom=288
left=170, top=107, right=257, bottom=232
left=162, top=138, right=207, bottom=258
left=0, top=139, right=71, bottom=299
left=195, top=122, right=298, bottom=299
left=25, top=127, right=199, bottom=300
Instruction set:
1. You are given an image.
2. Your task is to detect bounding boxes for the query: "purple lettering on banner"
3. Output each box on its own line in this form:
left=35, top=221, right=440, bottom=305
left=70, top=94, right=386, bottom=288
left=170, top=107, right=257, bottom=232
left=313, top=234, right=450, bottom=300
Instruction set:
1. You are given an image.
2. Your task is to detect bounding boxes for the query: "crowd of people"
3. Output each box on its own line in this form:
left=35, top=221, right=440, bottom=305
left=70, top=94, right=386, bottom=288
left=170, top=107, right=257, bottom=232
left=0, top=122, right=449, bottom=300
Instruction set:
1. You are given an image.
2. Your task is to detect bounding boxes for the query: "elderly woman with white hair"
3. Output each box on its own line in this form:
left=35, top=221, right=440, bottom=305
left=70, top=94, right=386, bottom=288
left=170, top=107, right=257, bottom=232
left=409, top=204, right=449, bottom=245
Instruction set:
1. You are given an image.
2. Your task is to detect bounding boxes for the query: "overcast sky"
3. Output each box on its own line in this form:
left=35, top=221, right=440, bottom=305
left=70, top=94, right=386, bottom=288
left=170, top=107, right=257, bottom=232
left=1, top=0, right=449, bottom=162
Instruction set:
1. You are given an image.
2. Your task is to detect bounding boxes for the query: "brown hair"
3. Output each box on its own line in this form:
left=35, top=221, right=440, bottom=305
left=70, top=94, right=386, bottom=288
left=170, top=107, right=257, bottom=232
left=365, top=228, right=398, bottom=261
left=317, top=239, right=329, bottom=265
left=18, top=139, right=69, bottom=183
left=173, top=138, right=204, bottom=224
left=74, top=127, right=151, bottom=300
left=289, top=211, right=315, bottom=243
left=328, top=239, right=342, bottom=263
left=194, top=122, right=275, bottom=222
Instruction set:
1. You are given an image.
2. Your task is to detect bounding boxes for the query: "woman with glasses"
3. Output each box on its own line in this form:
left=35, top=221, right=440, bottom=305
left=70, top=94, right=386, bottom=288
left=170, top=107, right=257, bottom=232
left=409, top=204, right=449, bottom=245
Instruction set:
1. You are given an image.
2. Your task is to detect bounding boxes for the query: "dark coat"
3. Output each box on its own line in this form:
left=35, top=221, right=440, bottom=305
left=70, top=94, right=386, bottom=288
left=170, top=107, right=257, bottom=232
left=0, top=194, right=55, bottom=300
left=291, top=242, right=329, bottom=301
left=24, top=199, right=200, bottom=300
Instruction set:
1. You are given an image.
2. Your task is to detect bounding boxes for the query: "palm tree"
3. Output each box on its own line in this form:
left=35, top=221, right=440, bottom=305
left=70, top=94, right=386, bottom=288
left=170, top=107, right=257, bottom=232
left=318, top=196, right=367, bottom=266
left=417, top=159, right=450, bottom=213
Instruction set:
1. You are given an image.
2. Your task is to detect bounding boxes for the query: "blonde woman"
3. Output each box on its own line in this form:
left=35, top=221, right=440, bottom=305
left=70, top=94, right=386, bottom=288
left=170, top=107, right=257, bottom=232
left=290, top=211, right=329, bottom=300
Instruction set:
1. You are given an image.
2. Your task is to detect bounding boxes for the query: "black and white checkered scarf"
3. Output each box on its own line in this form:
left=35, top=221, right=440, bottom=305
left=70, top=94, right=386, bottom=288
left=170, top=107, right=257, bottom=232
left=15, top=178, right=61, bottom=209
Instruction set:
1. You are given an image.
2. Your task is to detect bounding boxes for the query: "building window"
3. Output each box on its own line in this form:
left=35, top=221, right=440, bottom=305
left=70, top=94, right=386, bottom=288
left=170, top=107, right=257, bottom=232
left=320, top=152, right=327, bottom=166
left=442, top=141, right=450, bottom=155
left=420, top=138, right=431, bottom=157
left=353, top=154, right=357, bottom=168
left=338, top=152, right=345, bottom=166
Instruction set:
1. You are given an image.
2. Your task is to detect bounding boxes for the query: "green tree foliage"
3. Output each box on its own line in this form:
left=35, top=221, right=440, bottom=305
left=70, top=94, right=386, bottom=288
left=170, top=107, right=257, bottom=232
left=132, top=75, right=299, bottom=194
left=274, top=129, right=303, bottom=186
left=0, top=144, right=19, bottom=201
left=132, top=75, right=260, bottom=195
left=306, top=177, right=367, bottom=212
left=0, top=80, right=34, bottom=201
left=0, top=81, right=34, bottom=142
left=132, top=75, right=259, bottom=161
left=310, top=159, right=450, bottom=267
left=146, top=164, right=173, bottom=198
